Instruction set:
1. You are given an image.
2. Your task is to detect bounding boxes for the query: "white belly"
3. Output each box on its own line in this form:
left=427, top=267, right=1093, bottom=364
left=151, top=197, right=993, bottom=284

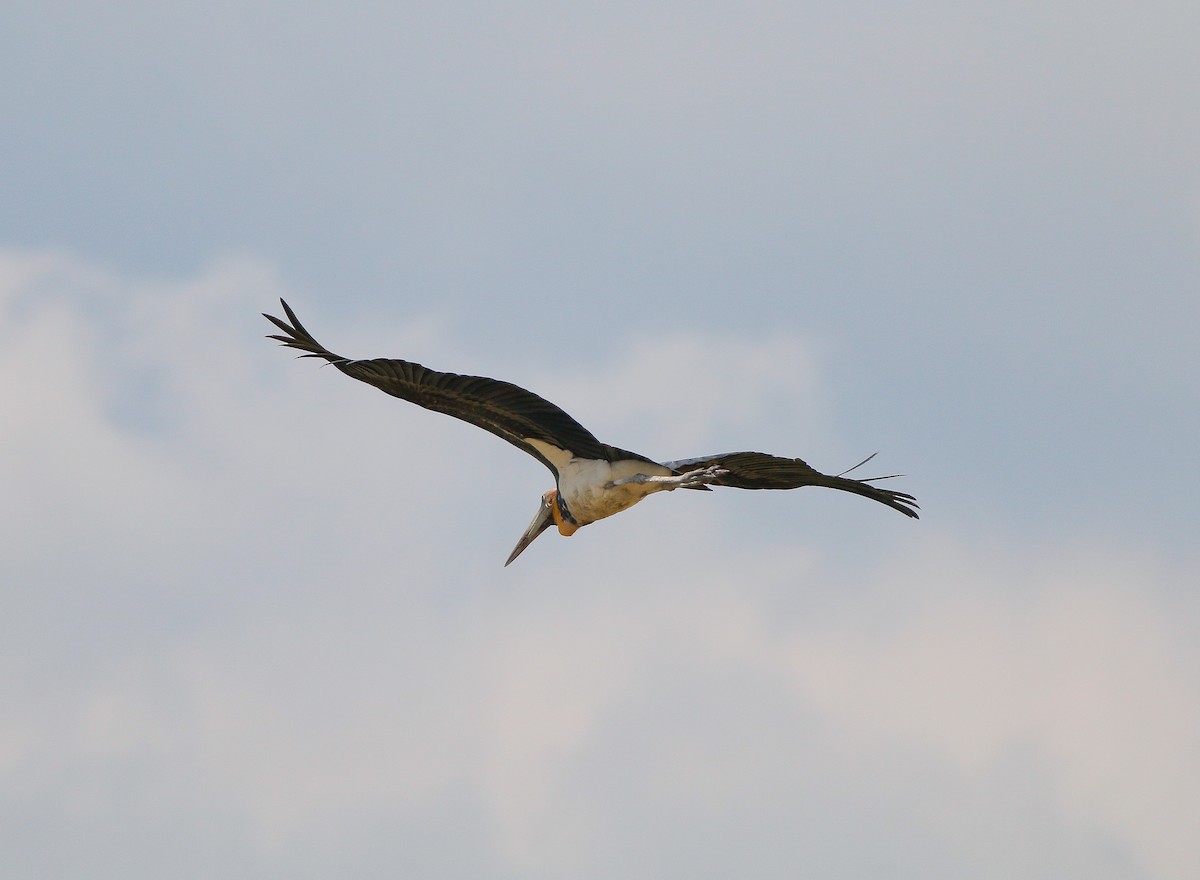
left=523, top=439, right=675, bottom=526
left=557, top=456, right=674, bottom=525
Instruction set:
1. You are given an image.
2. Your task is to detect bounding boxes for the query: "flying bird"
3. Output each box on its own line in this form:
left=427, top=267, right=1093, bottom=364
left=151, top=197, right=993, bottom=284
left=264, top=300, right=918, bottom=565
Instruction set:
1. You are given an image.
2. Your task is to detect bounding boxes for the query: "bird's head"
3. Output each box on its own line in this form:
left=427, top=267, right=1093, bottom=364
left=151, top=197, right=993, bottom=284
left=505, top=489, right=578, bottom=566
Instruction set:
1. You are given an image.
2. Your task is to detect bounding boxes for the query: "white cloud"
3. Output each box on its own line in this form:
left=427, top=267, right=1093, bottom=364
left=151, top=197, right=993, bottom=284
left=785, top=540, right=1200, bottom=880
left=533, top=330, right=827, bottom=457
left=1, top=252, right=1197, bottom=879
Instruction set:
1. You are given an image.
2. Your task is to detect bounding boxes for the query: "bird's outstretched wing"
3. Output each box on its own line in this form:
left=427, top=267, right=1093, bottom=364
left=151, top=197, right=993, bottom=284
left=264, top=299, right=609, bottom=474
left=664, top=451, right=919, bottom=518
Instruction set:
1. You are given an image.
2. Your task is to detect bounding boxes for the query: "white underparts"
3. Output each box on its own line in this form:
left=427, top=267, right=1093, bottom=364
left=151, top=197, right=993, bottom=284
left=525, top=439, right=676, bottom=526
left=559, top=457, right=676, bottom=525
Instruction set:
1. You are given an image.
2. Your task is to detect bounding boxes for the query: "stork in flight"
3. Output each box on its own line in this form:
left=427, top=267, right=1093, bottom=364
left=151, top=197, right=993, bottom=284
left=264, top=300, right=918, bottom=565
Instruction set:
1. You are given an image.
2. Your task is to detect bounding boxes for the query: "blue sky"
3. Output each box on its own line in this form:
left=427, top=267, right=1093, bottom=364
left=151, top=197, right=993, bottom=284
left=2, top=2, right=1198, bottom=878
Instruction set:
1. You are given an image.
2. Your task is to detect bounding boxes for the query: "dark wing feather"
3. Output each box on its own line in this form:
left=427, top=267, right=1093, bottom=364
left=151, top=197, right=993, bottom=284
left=264, top=299, right=608, bottom=473
left=664, top=451, right=919, bottom=518
left=600, top=443, right=665, bottom=469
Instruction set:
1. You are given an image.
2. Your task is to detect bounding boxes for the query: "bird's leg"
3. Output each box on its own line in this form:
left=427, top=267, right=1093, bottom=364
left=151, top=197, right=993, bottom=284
left=605, top=465, right=729, bottom=491
left=673, top=465, right=730, bottom=488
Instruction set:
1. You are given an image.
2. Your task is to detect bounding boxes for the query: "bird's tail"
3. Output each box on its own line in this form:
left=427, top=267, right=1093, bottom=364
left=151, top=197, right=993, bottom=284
left=263, top=299, right=350, bottom=365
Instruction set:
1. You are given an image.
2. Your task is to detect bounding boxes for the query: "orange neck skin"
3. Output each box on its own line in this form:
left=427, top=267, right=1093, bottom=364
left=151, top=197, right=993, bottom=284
left=548, top=489, right=579, bottom=536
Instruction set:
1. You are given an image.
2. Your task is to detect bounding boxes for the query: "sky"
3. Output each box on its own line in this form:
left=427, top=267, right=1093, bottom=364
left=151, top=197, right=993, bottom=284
left=2, top=1, right=1198, bottom=877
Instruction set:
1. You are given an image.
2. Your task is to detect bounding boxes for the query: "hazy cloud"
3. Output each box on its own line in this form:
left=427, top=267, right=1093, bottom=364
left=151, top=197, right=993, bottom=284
left=2, top=253, right=1196, bottom=878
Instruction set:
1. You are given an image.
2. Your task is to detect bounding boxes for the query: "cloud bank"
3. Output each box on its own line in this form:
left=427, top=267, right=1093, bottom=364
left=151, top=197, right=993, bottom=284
left=2, top=253, right=1197, bottom=879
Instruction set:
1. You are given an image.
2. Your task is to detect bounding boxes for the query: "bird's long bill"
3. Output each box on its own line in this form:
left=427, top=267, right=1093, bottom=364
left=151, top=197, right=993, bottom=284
left=504, top=500, right=554, bottom=567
